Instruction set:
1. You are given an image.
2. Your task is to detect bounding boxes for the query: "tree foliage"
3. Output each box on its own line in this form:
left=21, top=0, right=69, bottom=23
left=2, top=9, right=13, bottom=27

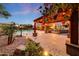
left=38, top=3, right=79, bottom=18
left=1, top=23, right=16, bottom=35
left=0, top=4, right=11, bottom=18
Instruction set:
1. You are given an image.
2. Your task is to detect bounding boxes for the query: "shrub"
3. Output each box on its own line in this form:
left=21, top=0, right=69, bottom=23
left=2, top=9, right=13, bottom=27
left=25, top=38, right=44, bottom=56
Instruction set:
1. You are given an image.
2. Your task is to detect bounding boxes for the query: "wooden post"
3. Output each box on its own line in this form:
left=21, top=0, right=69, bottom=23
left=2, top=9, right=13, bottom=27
left=66, top=4, right=79, bottom=55
left=70, top=7, right=78, bottom=45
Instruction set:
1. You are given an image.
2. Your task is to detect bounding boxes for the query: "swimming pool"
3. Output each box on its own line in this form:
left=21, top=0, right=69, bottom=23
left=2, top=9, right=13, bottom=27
left=15, top=30, right=33, bottom=36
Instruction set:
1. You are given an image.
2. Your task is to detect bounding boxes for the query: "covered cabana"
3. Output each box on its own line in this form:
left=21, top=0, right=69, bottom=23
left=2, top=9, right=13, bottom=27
left=33, top=9, right=71, bottom=34
left=33, top=7, right=79, bottom=55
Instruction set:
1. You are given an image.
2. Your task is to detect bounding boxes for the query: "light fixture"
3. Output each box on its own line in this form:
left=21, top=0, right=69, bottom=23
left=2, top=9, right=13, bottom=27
left=43, top=51, right=48, bottom=56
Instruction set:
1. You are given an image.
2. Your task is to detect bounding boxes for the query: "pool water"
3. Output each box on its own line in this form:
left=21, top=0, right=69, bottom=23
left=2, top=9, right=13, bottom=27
left=15, top=30, right=33, bottom=36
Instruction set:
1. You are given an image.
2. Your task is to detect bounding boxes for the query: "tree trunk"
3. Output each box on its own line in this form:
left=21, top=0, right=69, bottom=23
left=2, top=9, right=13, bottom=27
left=8, top=34, right=13, bottom=45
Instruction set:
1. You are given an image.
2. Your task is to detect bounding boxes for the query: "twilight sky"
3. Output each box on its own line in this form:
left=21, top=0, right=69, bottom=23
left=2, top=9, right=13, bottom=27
left=0, top=3, right=43, bottom=24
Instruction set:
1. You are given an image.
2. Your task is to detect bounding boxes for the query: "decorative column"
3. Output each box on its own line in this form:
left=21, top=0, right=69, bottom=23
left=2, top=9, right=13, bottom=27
left=33, top=21, right=37, bottom=37
left=66, top=5, right=79, bottom=55
left=42, top=22, right=45, bottom=30
left=45, top=23, right=48, bottom=33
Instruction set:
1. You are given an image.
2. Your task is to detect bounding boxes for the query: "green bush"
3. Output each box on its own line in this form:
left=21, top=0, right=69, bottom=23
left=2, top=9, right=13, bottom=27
left=25, top=38, right=52, bottom=56
left=25, top=38, right=44, bottom=56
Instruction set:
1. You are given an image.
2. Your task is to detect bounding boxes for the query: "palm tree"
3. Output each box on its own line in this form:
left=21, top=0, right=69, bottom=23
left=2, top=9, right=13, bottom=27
left=0, top=4, right=14, bottom=45
left=1, top=22, right=16, bottom=44
left=7, top=22, right=16, bottom=44
left=0, top=4, right=11, bottom=18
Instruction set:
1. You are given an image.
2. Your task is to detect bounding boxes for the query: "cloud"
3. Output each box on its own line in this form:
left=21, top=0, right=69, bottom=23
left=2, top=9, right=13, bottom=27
left=12, top=4, right=40, bottom=16
left=12, top=10, right=30, bottom=15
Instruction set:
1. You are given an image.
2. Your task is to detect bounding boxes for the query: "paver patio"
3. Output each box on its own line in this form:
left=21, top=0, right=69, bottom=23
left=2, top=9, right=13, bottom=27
left=0, top=36, right=26, bottom=55
left=0, top=31, right=70, bottom=56
left=29, top=31, right=70, bottom=56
